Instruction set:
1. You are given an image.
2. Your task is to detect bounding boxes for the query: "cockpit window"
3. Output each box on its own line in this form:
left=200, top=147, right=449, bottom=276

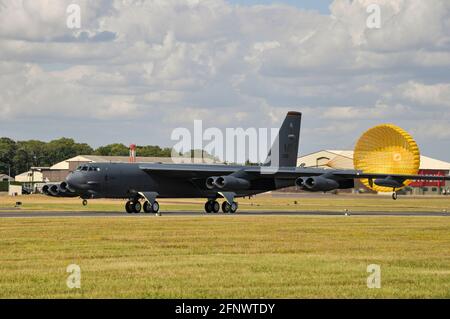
left=75, top=165, right=100, bottom=172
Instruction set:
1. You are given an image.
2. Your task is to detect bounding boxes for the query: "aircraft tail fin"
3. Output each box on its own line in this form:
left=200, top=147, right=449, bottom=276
left=263, top=111, right=301, bottom=168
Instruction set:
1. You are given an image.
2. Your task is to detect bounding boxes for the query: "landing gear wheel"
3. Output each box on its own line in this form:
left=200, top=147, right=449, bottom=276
left=125, top=201, right=134, bottom=214
left=392, top=192, right=398, bottom=200
left=143, top=200, right=159, bottom=214
left=82, top=199, right=88, bottom=206
left=152, top=201, right=160, bottom=214
left=132, top=201, right=142, bottom=213
left=204, top=200, right=214, bottom=213
left=143, top=201, right=152, bottom=213
left=230, top=202, right=238, bottom=213
left=222, top=201, right=231, bottom=213
left=212, top=201, right=220, bottom=213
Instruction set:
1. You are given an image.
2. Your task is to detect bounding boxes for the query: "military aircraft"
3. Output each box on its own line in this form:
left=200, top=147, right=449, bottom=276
left=42, top=111, right=450, bottom=214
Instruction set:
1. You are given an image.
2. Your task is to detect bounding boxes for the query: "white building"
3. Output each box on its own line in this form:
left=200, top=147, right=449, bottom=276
left=0, top=174, right=14, bottom=182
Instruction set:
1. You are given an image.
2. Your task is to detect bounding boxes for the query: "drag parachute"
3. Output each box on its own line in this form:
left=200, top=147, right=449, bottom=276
left=353, top=124, right=420, bottom=192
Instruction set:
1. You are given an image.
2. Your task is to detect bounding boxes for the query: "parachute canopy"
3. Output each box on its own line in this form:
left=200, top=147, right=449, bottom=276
left=353, top=124, right=420, bottom=192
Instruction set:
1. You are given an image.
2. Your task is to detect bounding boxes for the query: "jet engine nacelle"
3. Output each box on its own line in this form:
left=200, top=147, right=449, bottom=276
left=374, top=177, right=404, bottom=188
left=49, top=184, right=60, bottom=196
left=206, top=176, right=250, bottom=190
left=216, top=176, right=250, bottom=190
left=304, top=176, right=339, bottom=192
left=43, top=182, right=77, bottom=197
left=296, top=175, right=354, bottom=192
left=42, top=184, right=50, bottom=195
left=295, top=177, right=305, bottom=188
left=59, top=181, right=74, bottom=193
left=206, top=177, right=218, bottom=189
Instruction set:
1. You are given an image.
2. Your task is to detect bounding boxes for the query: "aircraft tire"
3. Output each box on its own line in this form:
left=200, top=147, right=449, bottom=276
left=125, top=201, right=134, bottom=214
left=222, top=201, right=231, bottom=213
left=204, top=201, right=213, bottom=213
left=143, top=201, right=152, bottom=213
left=152, top=201, right=160, bottom=214
left=230, top=202, right=238, bottom=213
left=212, top=201, right=220, bottom=213
left=132, top=201, right=142, bottom=213
left=82, top=199, right=88, bottom=206
left=392, top=192, right=398, bottom=200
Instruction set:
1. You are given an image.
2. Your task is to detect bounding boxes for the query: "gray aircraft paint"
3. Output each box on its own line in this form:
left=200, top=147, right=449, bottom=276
left=44, top=111, right=450, bottom=212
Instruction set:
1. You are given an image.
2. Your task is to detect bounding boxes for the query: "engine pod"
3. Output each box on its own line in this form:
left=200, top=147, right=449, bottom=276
left=353, top=124, right=420, bottom=192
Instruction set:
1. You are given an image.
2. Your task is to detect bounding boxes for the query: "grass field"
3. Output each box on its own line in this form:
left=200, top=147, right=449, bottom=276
left=1, top=216, right=449, bottom=298
left=0, top=194, right=449, bottom=298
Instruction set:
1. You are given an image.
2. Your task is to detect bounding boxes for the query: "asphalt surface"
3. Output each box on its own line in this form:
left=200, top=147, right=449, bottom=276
left=0, top=210, right=448, bottom=218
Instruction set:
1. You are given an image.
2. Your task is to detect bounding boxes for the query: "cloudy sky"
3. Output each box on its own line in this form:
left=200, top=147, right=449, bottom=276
left=0, top=0, right=449, bottom=161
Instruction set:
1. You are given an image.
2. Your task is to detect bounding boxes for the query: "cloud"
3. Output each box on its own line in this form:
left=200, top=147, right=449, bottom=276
left=0, top=0, right=449, bottom=160
left=396, top=81, right=450, bottom=108
left=322, top=103, right=411, bottom=120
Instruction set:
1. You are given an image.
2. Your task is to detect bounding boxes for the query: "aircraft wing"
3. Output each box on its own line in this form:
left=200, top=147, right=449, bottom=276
left=139, top=163, right=450, bottom=182
left=139, top=163, right=315, bottom=179
left=293, top=169, right=450, bottom=182
left=333, top=172, right=450, bottom=181
left=139, top=163, right=248, bottom=178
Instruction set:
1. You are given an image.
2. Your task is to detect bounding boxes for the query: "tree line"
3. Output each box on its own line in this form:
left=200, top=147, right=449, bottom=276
left=0, top=137, right=172, bottom=177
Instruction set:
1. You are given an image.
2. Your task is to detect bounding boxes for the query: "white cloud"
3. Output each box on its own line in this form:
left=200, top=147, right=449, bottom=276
left=397, top=81, right=450, bottom=108
left=0, top=0, right=449, bottom=160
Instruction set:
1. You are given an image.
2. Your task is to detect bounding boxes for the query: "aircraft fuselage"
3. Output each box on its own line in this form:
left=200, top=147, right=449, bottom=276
left=66, top=162, right=282, bottom=200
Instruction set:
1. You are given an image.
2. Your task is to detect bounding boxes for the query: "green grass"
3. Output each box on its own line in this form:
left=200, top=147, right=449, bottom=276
left=0, top=216, right=449, bottom=298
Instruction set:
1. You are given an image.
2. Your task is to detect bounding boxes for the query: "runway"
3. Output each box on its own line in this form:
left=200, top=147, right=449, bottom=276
left=0, top=210, right=448, bottom=218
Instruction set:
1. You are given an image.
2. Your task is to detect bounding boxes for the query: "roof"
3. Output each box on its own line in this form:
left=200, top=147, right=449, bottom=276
left=14, top=170, right=44, bottom=182
left=50, top=155, right=215, bottom=170
left=418, top=155, right=450, bottom=170
left=68, top=155, right=175, bottom=163
left=298, top=150, right=450, bottom=170
left=0, top=173, right=13, bottom=180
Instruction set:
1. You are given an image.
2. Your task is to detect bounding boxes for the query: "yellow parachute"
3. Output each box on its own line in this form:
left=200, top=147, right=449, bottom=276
left=353, top=124, right=420, bottom=192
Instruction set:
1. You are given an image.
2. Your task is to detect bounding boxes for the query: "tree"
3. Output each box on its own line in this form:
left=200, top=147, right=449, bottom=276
left=0, top=137, right=16, bottom=175
left=13, top=140, right=49, bottom=174
left=46, top=138, right=94, bottom=165
left=0, top=136, right=201, bottom=176
left=136, top=145, right=172, bottom=157
left=94, top=143, right=129, bottom=156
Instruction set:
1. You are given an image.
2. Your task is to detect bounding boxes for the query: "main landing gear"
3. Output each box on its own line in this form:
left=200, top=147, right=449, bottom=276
left=125, top=199, right=159, bottom=214
left=204, top=200, right=238, bottom=214
left=204, top=200, right=220, bottom=213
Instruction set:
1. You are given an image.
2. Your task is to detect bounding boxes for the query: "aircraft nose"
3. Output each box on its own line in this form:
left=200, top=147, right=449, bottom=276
left=66, top=172, right=87, bottom=190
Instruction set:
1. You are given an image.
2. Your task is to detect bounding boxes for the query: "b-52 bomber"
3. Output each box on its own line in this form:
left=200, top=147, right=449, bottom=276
left=42, top=112, right=450, bottom=214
